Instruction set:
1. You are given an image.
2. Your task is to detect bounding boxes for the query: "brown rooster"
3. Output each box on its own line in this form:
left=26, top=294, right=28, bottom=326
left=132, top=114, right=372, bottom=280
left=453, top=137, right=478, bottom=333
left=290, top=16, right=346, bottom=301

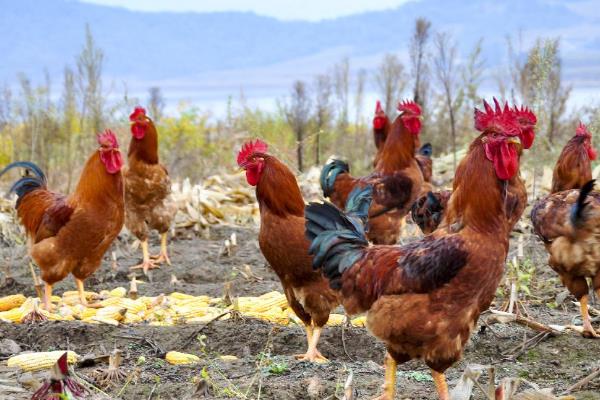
left=306, top=100, right=534, bottom=399
left=321, top=100, right=425, bottom=245
left=125, top=106, right=177, bottom=274
left=0, top=130, right=125, bottom=310
left=551, top=122, right=596, bottom=193
left=238, top=139, right=340, bottom=362
left=531, top=123, right=599, bottom=337
left=410, top=101, right=536, bottom=235
left=532, top=180, right=600, bottom=337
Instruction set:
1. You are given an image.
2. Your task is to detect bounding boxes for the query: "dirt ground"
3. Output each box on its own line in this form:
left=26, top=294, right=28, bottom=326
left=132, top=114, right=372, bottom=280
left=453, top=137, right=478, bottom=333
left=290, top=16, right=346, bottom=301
left=1, top=223, right=600, bottom=400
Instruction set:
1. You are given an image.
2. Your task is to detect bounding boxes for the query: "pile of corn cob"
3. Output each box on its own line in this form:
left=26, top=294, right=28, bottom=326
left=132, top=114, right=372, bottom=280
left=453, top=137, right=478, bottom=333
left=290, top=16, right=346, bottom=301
left=0, top=289, right=366, bottom=328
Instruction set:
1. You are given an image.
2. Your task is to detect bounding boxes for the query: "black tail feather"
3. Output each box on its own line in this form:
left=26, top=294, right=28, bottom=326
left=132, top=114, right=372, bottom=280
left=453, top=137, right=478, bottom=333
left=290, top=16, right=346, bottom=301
left=0, top=161, right=47, bottom=206
left=418, top=143, right=432, bottom=158
left=571, top=179, right=595, bottom=228
left=305, top=194, right=372, bottom=289
left=320, top=159, right=349, bottom=198
left=344, top=185, right=373, bottom=226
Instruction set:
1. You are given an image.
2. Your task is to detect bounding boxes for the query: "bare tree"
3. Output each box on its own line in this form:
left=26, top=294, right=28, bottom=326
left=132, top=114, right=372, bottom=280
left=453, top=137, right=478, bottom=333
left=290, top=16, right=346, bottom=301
left=409, top=18, right=432, bottom=107
left=333, top=57, right=350, bottom=130
left=77, top=24, right=104, bottom=137
left=462, top=38, right=485, bottom=108
left=285, top=80, right=311, bottom=172
left=148, top=87, right=165, bottom=122
left=354, top=68, right=367, bottom=130
left=314, top=74, right=332, bottom=165
left=62, top=67, right=78, bottom=190
left=433, top=32, right=460, bottom=171
left=509, top=38, right=570, bottom=145
left=375, top=53, right=407, bottom=116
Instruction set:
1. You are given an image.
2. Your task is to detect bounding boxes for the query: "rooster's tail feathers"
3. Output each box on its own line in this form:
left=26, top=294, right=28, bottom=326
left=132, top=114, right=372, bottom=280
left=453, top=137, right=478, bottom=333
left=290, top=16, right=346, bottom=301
left=320, top=159, right=349, bottom=198
left=0, top=161, right=47, bottom=205
left=571, top=179, right=595, bottom=228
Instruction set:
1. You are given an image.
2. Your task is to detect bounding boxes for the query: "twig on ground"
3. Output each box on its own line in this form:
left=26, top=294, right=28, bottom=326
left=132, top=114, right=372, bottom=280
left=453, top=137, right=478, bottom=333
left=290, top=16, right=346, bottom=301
left=180, top=310, right=232, bottom=349
left=561, top=366, right=600, bottom=395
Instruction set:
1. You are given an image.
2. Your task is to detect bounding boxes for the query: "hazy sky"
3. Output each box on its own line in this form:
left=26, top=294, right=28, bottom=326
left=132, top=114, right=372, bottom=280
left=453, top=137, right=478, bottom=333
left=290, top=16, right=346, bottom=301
left=80, top=0, right=413, bottom=21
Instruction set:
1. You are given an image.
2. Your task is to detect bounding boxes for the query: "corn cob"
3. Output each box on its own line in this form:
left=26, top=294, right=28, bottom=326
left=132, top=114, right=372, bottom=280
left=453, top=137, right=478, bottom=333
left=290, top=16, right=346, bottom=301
left=219, top=355, right=238, bottom=362
left=109, top=287, right=127, bottom=298
left=169, top=292, right=197, bottom=301
left=165, top=351, right=200, bottom=365
left=186, top=313, right=230, bottom=324
left=99, top=298, right=146, bottom=314
left=89, top=317, right=120, bottom=326
left=326, top=314, right=347, bottom=326
left=123, top=312, right=143, bottom=324
left=0, top=294, right=26, bottom=311
left=7, top=351, right=79, bottom=372
left=62, top=290, right=97, bottom=300
left=351, top=316, right=367, bottom=327
left=0, top=307, right=26, bottom=323
left=95, top=306, right=127, bottom=321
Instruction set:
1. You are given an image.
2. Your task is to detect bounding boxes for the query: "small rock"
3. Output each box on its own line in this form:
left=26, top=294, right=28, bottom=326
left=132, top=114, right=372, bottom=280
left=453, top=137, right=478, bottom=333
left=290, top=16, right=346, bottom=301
left=0, top=339, right=21, bottom=356
left=306, top=377, right=323, bottom=399
left=17, top=372, right=41, bottom=390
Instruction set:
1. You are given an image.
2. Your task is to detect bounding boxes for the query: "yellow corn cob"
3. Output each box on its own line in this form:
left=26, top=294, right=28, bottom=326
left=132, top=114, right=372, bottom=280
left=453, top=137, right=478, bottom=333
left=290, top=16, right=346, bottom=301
left=109, top=287, right=127, bottom=298
left=219, top=355, right=238, bottom=362
left=326, top=314, right=347, bottom=326
left=149, top=320, right=175, bottom=326
left=169, top=292, right=197, bottom=301
left=46, top=313, right=75, bottom=322
left=89, top=317, right=119, bottom=326
left=73, top=306, right=98, bottom=320
left=0, top=294, right=26, bottom=311
left=244, top=309, right=289, bottom=325
left=99, top=298, right=146, bottom=314
left=186, top=313, right=230, bottom=324
left=0, top=308, right=26, bottom=323
left=165, top=351, right=200, bottom=365
left=7, top=351, right=79, bottom=372
left=62, top=291, right=97, bottom=300
left=351, top=316, right=367, bottom=327
left=171, top=298, right=210, bottom=307
left=123, top=312, right=143, bottom=324
left=95, top=306, right=127, bottom=321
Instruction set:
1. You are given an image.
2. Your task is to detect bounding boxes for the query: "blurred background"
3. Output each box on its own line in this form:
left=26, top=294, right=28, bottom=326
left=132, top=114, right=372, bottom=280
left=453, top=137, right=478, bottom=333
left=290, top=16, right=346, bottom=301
left=0, top=0, right=598, bottom=187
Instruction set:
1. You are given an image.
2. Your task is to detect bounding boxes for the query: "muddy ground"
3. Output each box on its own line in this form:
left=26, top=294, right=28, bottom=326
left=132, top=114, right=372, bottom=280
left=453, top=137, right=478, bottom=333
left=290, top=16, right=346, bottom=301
left=1, top=223, right=599, bottom=399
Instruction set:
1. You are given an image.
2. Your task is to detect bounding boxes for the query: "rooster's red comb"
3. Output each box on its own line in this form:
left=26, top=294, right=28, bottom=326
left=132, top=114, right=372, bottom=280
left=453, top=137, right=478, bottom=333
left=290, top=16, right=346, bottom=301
left=237, top=139, right=268, bottom=166
left=97, top=129, right=119, bottom=148
left=474, top=98, right=520, bottom=136
left=512, top=105, right=537, bottom=126
left=129, top=106, right=147, bottom=121
left=375, top=100, right=384, bottom=115
left=397, top=100, right=422, bottom=117
left=576, top=121, right=592, bottom=137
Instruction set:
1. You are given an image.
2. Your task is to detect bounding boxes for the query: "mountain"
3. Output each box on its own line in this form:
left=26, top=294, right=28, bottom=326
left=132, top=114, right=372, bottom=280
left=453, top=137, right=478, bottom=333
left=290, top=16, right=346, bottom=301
left=1, top=0, right=599, bottom=105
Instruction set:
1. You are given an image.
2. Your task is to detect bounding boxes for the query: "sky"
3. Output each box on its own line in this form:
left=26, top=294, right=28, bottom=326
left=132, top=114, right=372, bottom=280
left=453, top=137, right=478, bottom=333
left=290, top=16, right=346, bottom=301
left=80, top=0, right=413, bottom=21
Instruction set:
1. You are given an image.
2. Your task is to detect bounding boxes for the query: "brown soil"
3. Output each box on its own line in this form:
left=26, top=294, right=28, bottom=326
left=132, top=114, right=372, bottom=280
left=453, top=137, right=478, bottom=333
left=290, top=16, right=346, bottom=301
left=1, top=224, right=600, bottom=399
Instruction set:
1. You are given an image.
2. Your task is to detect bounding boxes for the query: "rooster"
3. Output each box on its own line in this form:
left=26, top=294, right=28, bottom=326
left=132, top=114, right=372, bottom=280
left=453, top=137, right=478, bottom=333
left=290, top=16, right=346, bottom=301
left=410, top=101, right=536, bottom=235
left=306, top=100, right=534, bottom=399
left=531, top=123, right=599, bottom=338
left=124, top=106, right=178, bottom=274
left=237, top=139, right=340, bottom=362
left=321, top=100, right=425, bottom=245
left=0, top=130, right=124, bottom=310
left=372, top=100, right=391, bottom=164
left=551, top=122, right=596, bottom=193
left=532, top=180, right=600, bottom=338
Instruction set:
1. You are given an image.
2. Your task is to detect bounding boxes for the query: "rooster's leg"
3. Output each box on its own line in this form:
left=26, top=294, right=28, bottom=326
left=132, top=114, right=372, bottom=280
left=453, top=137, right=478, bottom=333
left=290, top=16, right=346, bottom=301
left=370, top=352, right=396, bottom=400
left=295, top=326, right=327, bottom=363
left=580, top=295, right=599, bottom=338
left=43, top=283, right=53, bottom=311
left=431, top=370, right=450, bottom=400
left=130, top=240, right=159, bottom=275
left=150, top=232, right=171, bottom=266
left=75, top=278, right=100, bottom=308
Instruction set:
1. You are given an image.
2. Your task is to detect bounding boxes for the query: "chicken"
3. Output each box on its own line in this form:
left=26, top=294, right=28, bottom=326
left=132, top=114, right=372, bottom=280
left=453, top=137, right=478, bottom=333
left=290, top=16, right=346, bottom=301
left=238, top=139, right=341, bottom=363
left=530, top=124, right=598, bottom=338
left=410, top=102, right=536, bottom=236
left=372, top=101, right=433, bottom=185
left=551, top=122, right=596, bottom=193
left=531, top=180, right=600, bottom=337
left=32, top=352, right=87, bottom=400
left=0, top=130, right=124, bottom=310
left=306, top=100, right=534, bottom=399
left=124, top=106, right=177, bottom=274
left=321, top=100, right=425, bottom=245
left=372, top=100, right=391, bottom=165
